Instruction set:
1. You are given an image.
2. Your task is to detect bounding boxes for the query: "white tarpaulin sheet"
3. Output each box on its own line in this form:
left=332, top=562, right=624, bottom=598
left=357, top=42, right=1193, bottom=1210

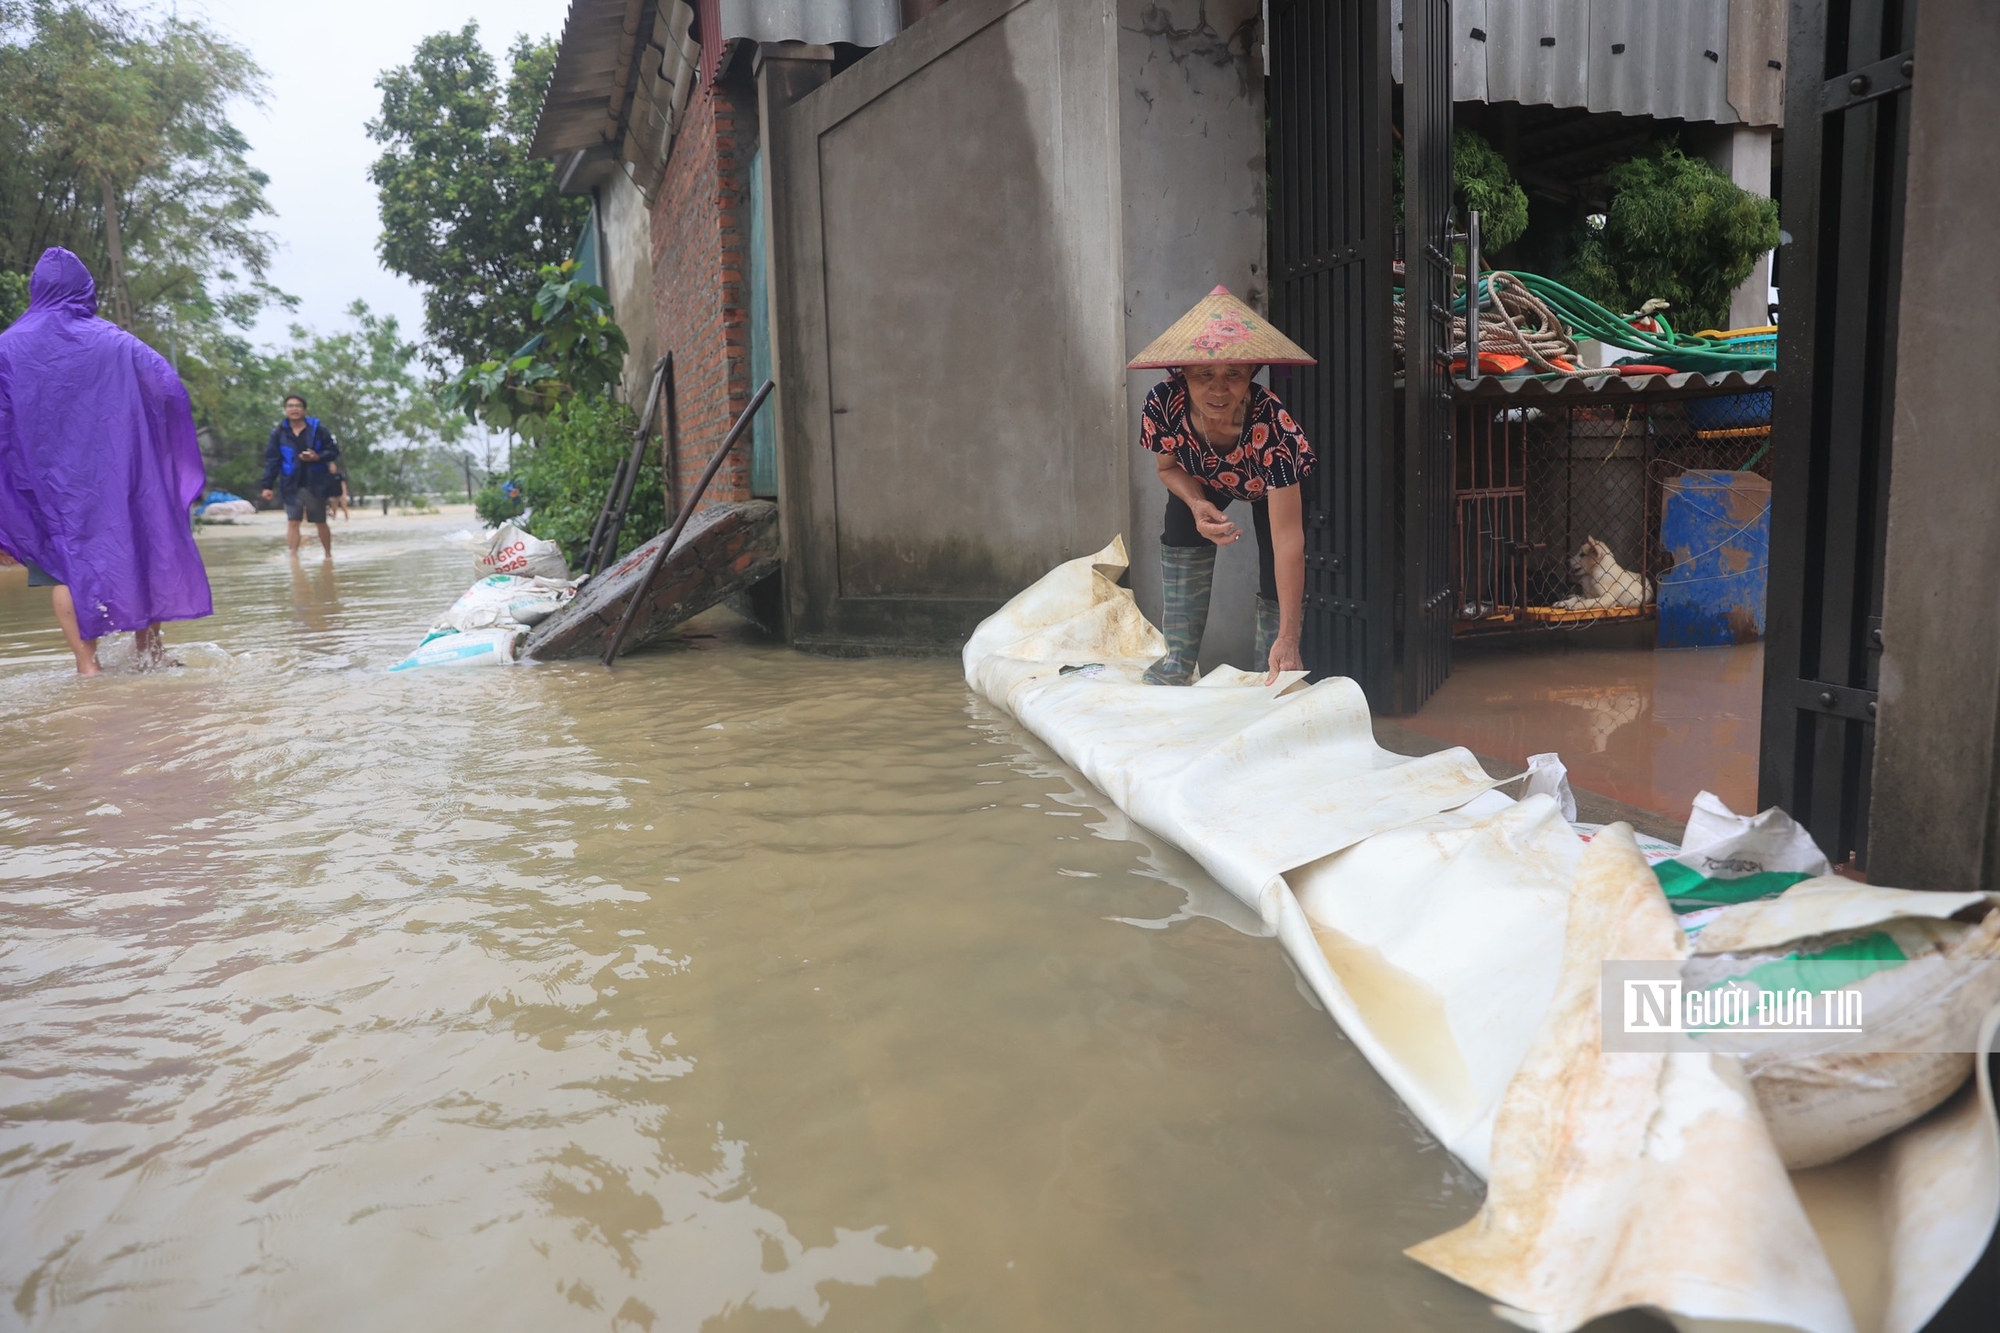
left=964, top=537, right=2000, bottom=1333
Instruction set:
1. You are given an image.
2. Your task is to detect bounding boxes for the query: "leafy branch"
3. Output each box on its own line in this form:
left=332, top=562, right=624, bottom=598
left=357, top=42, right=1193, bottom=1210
left=445, top=260, right=628, bottom=441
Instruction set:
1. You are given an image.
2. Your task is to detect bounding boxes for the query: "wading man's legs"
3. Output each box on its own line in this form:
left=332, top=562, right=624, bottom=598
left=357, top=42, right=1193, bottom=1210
left=281, top=490, right=333, bottom=558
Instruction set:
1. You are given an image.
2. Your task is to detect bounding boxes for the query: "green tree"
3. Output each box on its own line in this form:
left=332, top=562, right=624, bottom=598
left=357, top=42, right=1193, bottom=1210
left=1392, top=128, right=1531, bottom=256
left=507, top=395, right=663, bottom=565
left=1558, top=141, right=1781, bottom=333
left=447, top=260, right=628, bottom=441
left=0, top=0, right=285, bottom=340
left=1453, top=129, right=1529, bottom=253
left=367, top=24, right=586, bottom=374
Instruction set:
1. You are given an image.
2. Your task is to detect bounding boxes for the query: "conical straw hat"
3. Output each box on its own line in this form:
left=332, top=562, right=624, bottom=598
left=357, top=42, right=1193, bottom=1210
left=1126, top=285, right=1316, bottom=369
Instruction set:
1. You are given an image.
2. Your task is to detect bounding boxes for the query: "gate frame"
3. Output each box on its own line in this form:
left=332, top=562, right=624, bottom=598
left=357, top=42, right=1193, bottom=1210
left=1267, top=0, right=1404, bottom=713
left=1398, top=0, right=1456, bottom=713
left=1759, top=0, right=1916, bottom=866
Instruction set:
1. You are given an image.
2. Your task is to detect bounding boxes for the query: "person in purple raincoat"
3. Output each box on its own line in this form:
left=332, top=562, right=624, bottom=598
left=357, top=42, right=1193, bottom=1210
left=0, top=248, right=212, bottom=674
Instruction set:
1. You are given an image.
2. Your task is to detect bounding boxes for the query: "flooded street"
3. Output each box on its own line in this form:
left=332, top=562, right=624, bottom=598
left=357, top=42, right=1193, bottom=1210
left=2, top=512, right=1504, bottom=1331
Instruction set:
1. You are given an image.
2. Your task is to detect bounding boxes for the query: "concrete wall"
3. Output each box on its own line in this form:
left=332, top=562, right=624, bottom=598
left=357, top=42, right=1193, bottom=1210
left=1116, top=0, right=1266, bottom=671
left=1695, top=123, right=1776, bottom=331
left=766, top=0, right=1129, bottom=651
left=1868, top=0, right=2000, bottom=891
left=599, top=172, right=660, bottom=405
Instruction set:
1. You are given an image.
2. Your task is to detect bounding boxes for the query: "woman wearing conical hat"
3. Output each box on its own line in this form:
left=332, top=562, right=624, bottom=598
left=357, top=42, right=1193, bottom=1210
left=1129, top=286, right=1317, bottom=685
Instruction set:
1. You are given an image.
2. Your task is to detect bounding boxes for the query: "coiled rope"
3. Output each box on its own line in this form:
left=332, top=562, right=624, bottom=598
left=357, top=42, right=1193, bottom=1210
left=1392, top=269, right=1779, bottom=377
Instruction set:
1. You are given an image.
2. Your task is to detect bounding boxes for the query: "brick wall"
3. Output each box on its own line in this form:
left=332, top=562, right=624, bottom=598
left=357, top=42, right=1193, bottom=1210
left=649, top=44, right=759, bottom=514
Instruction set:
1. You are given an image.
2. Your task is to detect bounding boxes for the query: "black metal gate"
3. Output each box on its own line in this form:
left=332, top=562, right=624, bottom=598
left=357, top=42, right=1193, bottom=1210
left=1268, top=0, right=1396, bottom=707
left=1760, top=0, right=1916, bottom=867
left=1399, top=0, right=1455, bottom=711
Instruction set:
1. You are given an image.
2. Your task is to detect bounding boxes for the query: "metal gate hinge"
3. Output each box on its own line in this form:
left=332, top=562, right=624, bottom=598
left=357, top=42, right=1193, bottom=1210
left=1794, top=679, right=1878, bottom=724
left=1821, top=50, right=1913, bottom=115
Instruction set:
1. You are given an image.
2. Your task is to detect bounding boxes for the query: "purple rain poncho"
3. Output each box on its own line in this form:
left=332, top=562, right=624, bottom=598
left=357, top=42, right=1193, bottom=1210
left=0, top=248, right=212, bottom=639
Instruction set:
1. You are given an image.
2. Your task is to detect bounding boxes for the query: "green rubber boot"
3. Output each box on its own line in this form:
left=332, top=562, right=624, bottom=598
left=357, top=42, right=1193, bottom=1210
left=1142, top=543, right=1215, bottom=685
left=1254, top=595, right=1281, bottom=670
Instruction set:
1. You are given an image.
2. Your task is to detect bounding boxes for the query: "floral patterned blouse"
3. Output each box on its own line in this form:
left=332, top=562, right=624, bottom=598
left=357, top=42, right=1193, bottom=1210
left=1139, top=371, right=1316, bottom=502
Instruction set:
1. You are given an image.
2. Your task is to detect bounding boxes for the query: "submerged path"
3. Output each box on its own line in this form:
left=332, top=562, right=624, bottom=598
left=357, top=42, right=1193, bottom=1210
left=2, top=510, right=1534, bottom=1330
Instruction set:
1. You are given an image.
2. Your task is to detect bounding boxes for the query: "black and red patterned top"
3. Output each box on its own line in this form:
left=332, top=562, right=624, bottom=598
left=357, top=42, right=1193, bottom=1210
left=1138, top=370, right=1316, bottom=502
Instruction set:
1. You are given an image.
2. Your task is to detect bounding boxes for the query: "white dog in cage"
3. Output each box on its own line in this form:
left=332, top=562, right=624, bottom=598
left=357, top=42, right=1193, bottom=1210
left=1553, top=535, right=1653, bottom=610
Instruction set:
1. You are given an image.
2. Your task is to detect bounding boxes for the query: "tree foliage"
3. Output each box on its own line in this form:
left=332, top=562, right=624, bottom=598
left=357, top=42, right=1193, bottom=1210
left=503, top=395, right=662, bottom=566
left=1558, top=141, right=1781, bottom=333
left=447, top=260, right=628, bottom=442
left=368, top=24, right=587, bottom=374
left=0, top=0, right=286, bottom=340
left=1392, top=128, right=1531, bottom=255
left=0, top=3, right=472, bottom=502
left=1453, top=129, right=1530, bottom=253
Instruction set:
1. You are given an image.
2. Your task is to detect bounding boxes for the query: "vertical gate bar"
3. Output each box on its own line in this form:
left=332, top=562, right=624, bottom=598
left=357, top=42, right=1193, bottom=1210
left=1761, top=0, right=1910, bottom=865
left=1268, top=0, right=1393, bottom=698
left=1762, top=0, right=1828, bottom=819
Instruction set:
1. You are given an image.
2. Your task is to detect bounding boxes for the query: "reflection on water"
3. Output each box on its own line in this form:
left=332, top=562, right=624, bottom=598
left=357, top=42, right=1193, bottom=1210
left=1, top=514, right=1500, bottom=1330
left=1396, top=641, right=1764, bottom=817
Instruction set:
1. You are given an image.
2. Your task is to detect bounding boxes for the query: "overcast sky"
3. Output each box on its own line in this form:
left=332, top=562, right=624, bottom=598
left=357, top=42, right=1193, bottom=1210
left=190, top=0, right=571, bottom=351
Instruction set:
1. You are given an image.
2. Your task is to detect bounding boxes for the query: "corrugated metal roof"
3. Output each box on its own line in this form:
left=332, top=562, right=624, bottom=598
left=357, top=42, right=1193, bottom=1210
left=533, top=0, right=902, bottom=197
left=1484, top=0, right=1591, bottom=110
left=717, top=0, right=899, bottom=47
left=1386, top=0, right=1781, bottom=126
left=1454, top=367, right=1774, bottom=399
left=1451, top=0, right=1488, bottom=102
left=1725, top=0, right=1785, bottom=126
left=1586, top=0, right=1733, bottom=123
left=533, top=0, right=660, bottom=161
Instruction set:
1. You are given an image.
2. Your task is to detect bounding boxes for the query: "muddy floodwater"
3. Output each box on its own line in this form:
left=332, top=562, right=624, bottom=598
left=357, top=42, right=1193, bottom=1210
left=4, top=511, right=1552, bottom=1330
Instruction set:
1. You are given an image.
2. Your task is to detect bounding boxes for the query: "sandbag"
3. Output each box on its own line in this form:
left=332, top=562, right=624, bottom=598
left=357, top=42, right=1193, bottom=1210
left=473, top=524, right=569, bottom=580
left=1655, top=789, right=1832, bottom=930
left=1692, top=882, right=2000, bottom=1169
left=963, top=537, right=2000, bottom=1333
left=387, top=627, right=522, bottom=672
left=1646, top=795, right=2000, bottom=1167
left=431, top=574, right=576, bottom=634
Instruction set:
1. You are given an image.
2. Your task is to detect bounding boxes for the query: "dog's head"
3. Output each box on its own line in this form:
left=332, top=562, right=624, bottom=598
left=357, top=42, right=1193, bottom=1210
left=1566, top=535, right=1611, bottom=580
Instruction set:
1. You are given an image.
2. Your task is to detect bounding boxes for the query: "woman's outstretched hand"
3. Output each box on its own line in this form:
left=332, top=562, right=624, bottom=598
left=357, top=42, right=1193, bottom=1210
left=1265, top=635, right=1304, bottom=685
left=1193, top=500, right=1240, bottom=545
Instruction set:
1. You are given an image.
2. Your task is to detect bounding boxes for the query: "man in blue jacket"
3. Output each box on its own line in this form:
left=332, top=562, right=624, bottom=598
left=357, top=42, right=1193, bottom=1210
left=260, top=394, right=342, bottom=558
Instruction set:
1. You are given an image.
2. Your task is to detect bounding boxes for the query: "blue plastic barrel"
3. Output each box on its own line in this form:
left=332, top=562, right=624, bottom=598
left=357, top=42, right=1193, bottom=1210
left=1685, top=390, right=1773, bottom=433
left=1657, top=470, right=1771, bottom=648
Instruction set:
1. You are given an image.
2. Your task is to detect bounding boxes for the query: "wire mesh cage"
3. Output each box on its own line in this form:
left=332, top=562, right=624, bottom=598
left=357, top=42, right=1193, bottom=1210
left=1452, top=380, right=1775, bottom=635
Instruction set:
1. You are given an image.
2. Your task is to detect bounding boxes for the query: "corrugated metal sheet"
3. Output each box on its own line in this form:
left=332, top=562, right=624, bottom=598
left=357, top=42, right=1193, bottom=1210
left=1725, top=0, right=1784, bottom=126
left=536, top=0, right=902, bottom=199
left=1587, top=0, right=1733, bottom=123
left=533, top=0, right=664, bottom=161
left=716, top=0, right=899, bottom=47
left=1451, top=0, right=1488, bottom=102
left=1393, top=0, right=1491, bottom=98
left=1455, top=367, right=1774, bottom=398
left=1386, top=0, right=1778, bottom=126
left=531, top=0, right=702, bottom=198
left=1483, top=0, right=1590, bottom=109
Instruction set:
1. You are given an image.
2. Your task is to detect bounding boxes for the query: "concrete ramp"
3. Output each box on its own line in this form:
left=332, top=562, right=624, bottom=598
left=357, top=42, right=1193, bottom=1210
left=524, top=500, right=780, bottom=661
